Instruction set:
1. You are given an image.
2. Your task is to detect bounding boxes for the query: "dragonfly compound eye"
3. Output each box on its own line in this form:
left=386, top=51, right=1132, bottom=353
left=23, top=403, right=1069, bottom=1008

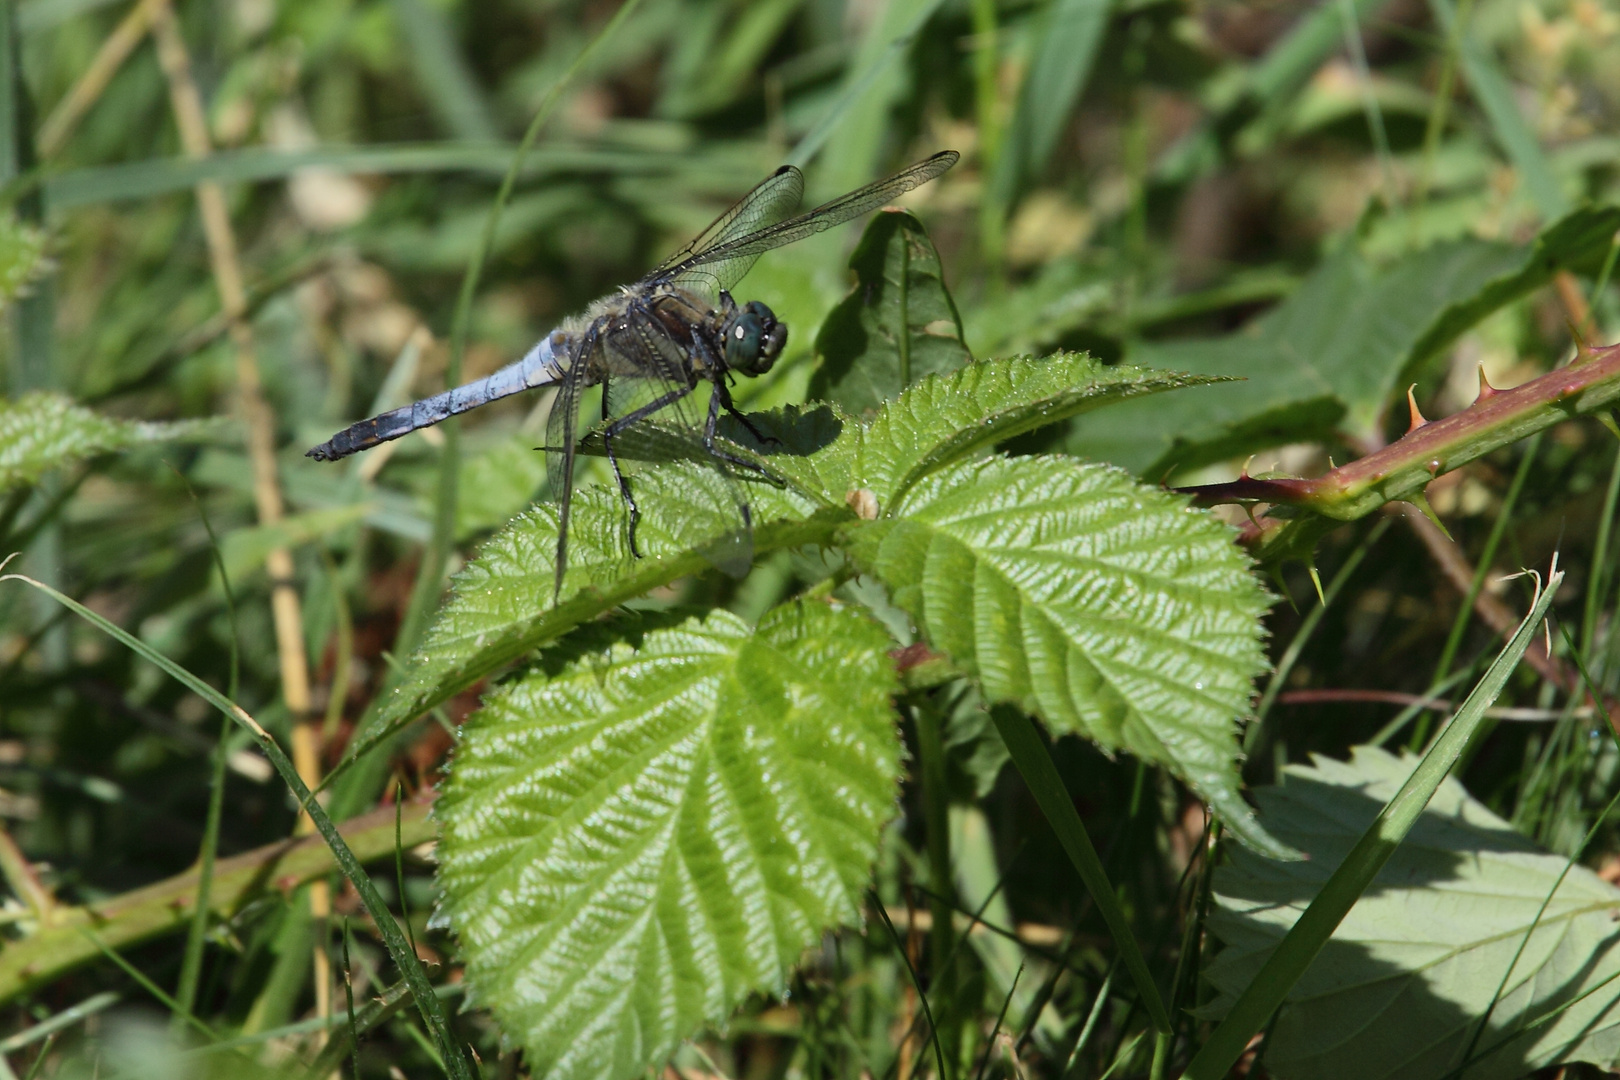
left=724, top=301, right=787, bottom=375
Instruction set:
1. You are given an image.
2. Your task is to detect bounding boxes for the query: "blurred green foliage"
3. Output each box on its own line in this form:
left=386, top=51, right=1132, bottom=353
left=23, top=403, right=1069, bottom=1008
left=3, top=0, right=1620, bottom=1074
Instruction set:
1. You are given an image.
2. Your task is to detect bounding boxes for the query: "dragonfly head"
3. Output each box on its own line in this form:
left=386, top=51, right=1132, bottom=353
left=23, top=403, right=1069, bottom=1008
left=721, top=300, right=787, bottom=376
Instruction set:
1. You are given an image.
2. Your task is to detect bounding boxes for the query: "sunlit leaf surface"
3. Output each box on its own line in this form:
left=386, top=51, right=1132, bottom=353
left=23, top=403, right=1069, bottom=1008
left=856, top=352, right=1221, bottom=506
left=435, top=602, right=902, bottom=1080
left=374, top=355, right=1211, bottom=733
left=844, top=454, right=1282, bottom=855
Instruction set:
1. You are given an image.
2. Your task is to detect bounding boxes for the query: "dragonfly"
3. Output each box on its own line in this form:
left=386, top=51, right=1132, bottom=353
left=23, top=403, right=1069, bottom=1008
left=307, top=149, right=959, bottom=597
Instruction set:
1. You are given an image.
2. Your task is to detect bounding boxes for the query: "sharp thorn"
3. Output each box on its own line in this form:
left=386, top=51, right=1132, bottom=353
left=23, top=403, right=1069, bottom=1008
left=1307, top=563, right=1325, bottom=606
left=1476, top=364, right=1498, bottom=400
left=1268, top=563, right=1297, bottom=613
left=1568, top=319, right=1596, bottom=366
left=1408, top=491, right=1452, bottom=541
left=1406, top=385, right=1428, bottom=432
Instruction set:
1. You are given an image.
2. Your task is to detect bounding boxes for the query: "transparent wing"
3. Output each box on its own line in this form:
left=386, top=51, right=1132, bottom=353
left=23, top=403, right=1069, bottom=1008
left=658, top=151, right=959, bottom=294
left=606, top=309, right=755, bottom=578
left=648, top=165, right=806, bottom=300
left=544, top=333, right=596, bottom=598
left=553, top=307, right=754, bottom=582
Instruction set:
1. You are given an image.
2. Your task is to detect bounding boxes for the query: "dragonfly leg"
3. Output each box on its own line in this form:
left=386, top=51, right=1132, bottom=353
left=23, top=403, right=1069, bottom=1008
left=725, top=402, right=781, bottom=449
left=602, top=381, right=694, bottom=558
left=707, top=350, right=780, bottom=449
left=702, top=380, right=778, bottom=481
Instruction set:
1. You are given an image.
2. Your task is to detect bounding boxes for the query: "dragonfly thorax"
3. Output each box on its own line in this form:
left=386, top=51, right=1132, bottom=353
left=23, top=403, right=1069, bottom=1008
left=720, top=300, right=786, bottom=377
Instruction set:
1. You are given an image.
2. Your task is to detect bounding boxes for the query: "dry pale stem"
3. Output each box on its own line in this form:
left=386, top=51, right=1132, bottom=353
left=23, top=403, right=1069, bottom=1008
left=1554, top=270, right=1595, bottom=342
left=149, top=3, right=331, bottom=1031
left=35, top=0, right=172, bottom=158
left=0, top=825, right=54, bottom=925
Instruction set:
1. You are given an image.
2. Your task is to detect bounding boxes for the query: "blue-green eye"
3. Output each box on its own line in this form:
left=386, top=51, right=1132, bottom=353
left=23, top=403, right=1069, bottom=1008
left=722, top=301, right=787, bottom=375
left=726, top=316, right=762, bottom=367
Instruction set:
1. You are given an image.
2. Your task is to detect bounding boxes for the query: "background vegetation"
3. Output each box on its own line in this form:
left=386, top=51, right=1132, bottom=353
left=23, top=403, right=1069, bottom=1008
left=1, top=0, right=1619, bottom=1075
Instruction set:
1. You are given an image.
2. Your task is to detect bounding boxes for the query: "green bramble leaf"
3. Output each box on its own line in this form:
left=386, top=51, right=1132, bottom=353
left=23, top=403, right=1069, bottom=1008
left=854, top=352, right=1227, bottom=510
left=1069, top=204, right=1620, bottom=478
left=842, top=454, right=1287, bottom=857
left=434, top=601, right=902, bottom=1080
left=0, top=392, right=221, bottom=493
left=368, top=354, right=1211, bottom=738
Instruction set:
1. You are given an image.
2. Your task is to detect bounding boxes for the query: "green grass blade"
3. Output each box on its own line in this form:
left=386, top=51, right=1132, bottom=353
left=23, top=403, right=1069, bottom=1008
left=988, top=0, right=1112, bottom=211
left=391, top=0, right=650, bottom=667
left=340, top=920, right=363, bottom=1080
left=172, top=486, right=238, bottom=1032
left=1183, top=562, right=1564, bottom=1079
left=786, top=0, right=946, bottom=169
left=872, top=892, right=952, bottom=1080
left=913, top=702, right=957, bottom=1054
left=0, top=991, right=119, bottom=1053
left=1250, top=518, right=1390, bottom=748
left=1582, top=442, right=1620, bottom=655
left=1435, top=434, right=1539, bottom=686
left=989, top=706, right=1172, bottom=1033
left=390, top=0, right=499, bottom=142
left=80, top=928, right=217, bottom=1043
left=1428, top=0, right=1566, bottom=219
left=1249, top=0, right=1395, bottom=109
left=0, top=571, right=472, bottom=1080
left=395, top=785, right=418, bottom=960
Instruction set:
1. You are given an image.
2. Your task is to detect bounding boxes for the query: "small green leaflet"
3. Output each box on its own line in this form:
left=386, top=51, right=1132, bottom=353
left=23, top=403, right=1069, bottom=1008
left=1206, top=746, right=1620, bottom=1079
left=810, top=209, right=971, bottom=415
left=0, top=215, right=49, bottom=311
left=434, top=602, right=902, bottom=1080
left=0, top=392, right=220, bottom=492
left=841, top=454, right=1284, bottom=857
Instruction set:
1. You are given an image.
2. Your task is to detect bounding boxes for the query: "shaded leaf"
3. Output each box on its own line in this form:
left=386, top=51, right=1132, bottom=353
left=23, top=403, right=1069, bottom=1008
left=1067, top=205, right=1620, bottom=477
left=0, top=393, right=219, bottom=493
left=1207, top=746, right=1620, bottom=1080
left=810, top=209, right=971, bottom=414
left=434, top=602, right=902, bottom=1080
left=842, top=455, right=1283, bottom=855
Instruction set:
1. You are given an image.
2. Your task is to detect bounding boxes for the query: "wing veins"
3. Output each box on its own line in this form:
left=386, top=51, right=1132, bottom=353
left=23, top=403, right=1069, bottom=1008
left=658, top=151, right=959, bottom=281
